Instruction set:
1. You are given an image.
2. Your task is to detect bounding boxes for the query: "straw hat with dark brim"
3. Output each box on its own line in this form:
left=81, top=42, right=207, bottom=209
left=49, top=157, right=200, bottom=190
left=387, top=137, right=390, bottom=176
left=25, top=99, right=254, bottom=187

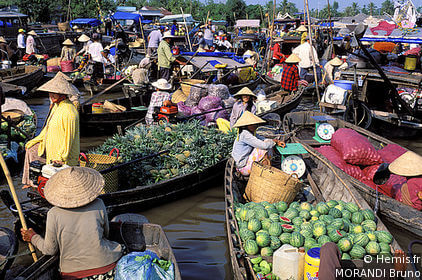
left=78, top=34, right=91, bottom=42
left=328, top=57, right=343, bottom=67
left=62, top=39, right=74, bottom=46
left=55, top=71, right=72, bottom=82
left=44, top=167, right=105, bottom=208
left=296, top=25, right=307, bottom=32
left=0, top=37, right=6, bottom=44
left=389, top=151, right=422, bottom=177
left=37, top=74, right=80, bottom=96
left=152, top=78, right=172, bottom=90
left=285, top=53, right=301, bottom=63
left=27, top=30, right=37, bottom=36
left=233, top=111, right=266, bottom=128
left=233, top=87, right=257, bottom=99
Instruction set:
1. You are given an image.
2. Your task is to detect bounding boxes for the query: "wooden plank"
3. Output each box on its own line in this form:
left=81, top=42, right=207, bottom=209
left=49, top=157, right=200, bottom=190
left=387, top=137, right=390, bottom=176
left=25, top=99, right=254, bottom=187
left=319, top=102, right=346, bottom=110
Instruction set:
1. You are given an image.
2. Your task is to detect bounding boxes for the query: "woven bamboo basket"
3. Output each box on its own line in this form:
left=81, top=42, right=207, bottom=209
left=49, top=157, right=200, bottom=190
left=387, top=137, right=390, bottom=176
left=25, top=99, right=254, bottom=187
left=171, top=89, right=187, bottom=104
left=58, top=22, right=70, bottom=31
left=244, top=162, right=302, bottom=204
left=79, top=148, right=119, bottom=193
left=180, top=79, right=205, bottom=96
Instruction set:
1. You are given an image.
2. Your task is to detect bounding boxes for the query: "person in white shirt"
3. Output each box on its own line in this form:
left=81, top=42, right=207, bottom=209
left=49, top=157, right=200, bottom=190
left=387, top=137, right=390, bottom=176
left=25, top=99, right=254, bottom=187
left=147, top=27, right=163, bottom=57
left=17, top=28, right=25, bottom=59
left=25, top=30, right=37, bottom=55
left=203, top=26, right=214, bottom=48
left=88, top=33, right=107, bottom=85
left=76, top=34, right=92, bottom=56
left=292, top=36, right=319, bottom=79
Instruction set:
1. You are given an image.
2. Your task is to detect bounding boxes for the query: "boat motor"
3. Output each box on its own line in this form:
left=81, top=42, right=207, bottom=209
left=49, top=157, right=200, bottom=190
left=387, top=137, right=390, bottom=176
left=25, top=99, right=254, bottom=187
left=153, top=105, right=178, bottom=124
left=29, top=160, right=70, bottom=197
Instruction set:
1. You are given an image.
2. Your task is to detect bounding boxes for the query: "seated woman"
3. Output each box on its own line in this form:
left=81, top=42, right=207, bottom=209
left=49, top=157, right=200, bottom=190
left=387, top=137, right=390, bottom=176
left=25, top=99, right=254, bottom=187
left=145, top=79, right=174, bottom=125
left=231, top=111, right=283, bottom=176
left=21, top=167, right=123, bottom=280
left=230, top=87, right=257, bottom=128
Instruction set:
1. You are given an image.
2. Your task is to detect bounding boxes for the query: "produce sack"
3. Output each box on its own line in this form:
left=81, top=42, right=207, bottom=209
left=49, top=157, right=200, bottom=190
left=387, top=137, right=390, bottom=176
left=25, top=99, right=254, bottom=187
left=204, top=106, right=223, bottom=125
left=208, top=84, right=230, bottom=100
left=316, top=145, right=366, bottom=180
left=60, top=60, right=73, bottom=72
left=185, top=84, right=208, bottom=107
left=331, top=128, right=383, bottom=166
left=115, top=250, right=174, bottom=280
left=215, top=108, right=230, bottom=120
left=198, top=96, right=222, bottom=111
left=378, top=144, right=406, bottom=164
left=47, top=66, right=60, bottom=73
left=191, top=106, right=204, bottom=120
left=362, top=164, right=406, bottom=198
left=222, top=96, right=236, bottom=108
left=177, top=101, right=191, bottom=117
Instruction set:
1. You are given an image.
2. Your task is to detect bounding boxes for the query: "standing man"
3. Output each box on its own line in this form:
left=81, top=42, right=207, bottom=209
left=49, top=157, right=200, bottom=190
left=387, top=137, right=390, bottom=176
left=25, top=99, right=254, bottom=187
left=147, top=26, right=163, bottom=57
left=17, top=29, right=25, bottom=59
left=170, top=20, right=178, bottom=36
left=22, top=73, right=80, bottom=188
left=280, top=54, right=300, bottom=93
left=292, top=35, right=319, bottom=80
left=203, top=24, right=214, bottom=49
left=157, top=31, right=184, bottom=81
left=88, top=33, right=107, bottom=85
left=25, top=30, right=37, bottom=55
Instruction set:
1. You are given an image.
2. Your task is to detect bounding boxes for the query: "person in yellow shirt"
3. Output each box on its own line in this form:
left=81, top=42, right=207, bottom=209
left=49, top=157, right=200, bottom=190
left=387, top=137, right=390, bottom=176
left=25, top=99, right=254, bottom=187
left=22, top=73, right=80, bottom=188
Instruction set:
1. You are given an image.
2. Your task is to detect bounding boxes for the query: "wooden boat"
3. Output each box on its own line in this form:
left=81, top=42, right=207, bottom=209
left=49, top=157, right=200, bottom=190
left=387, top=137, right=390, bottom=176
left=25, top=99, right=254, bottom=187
left=263, top=74, right=325, bottom=97
left=14, top=218, right=181, bottom=280
left=225, top=155, right=407, bottom=279
left=229, top=77, right=260, bottom=94
left=0, top=66, right=44, bottom=94
left=0, top=227, right=18, bottom=279
left=282, top=110, right=422, bottom=239
left=1, top=82, right=26, bottom=97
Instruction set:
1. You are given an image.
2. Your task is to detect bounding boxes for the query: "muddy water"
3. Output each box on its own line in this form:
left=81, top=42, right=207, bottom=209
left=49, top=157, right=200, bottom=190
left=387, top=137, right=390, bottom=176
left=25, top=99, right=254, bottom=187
left=1, top=94, right=422, bottom=279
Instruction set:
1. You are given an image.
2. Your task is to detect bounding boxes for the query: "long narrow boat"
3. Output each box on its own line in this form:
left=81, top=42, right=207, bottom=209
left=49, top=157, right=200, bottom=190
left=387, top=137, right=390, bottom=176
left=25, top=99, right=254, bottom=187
left=0, top=66, right=44, bottom=94
left=225, top=155, right=407, bottom=279
left=14, top=220, right=181, bottom=280
left=0, top=227, right=17, bottom=279
left=282, top=110, right=422, bottom=239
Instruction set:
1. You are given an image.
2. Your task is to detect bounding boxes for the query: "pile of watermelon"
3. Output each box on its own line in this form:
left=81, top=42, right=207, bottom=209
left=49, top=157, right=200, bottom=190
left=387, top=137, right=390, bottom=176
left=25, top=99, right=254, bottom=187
left=234, top=199, right=394, bottom=261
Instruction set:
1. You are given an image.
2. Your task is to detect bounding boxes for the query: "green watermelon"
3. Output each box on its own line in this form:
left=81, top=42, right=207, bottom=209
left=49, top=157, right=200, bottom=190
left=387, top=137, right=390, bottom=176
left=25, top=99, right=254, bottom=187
left=279, top=216, right=291, bottom=224
left=361, top=209, right=376, bottom=221
left=238, top=221, right=248, bottom=229
left=290, top=232, right=305, bottom=247
left=260, top=201, right=271, bottom=207
left=327, top=200, right=339, bottom=208
left=246, top=209, right=257, bottom=221
left=341, top=210, right=352, bottom=220
left=376, top=231, right=393, bottom=244
left=261, top=218, right=272, bottom=231
left=352, top=225, right=364, bottom=234
left=275, top=201, right=288, bottom=213
left=338, top=200, right=346, bottom=207
left=255, top=207, right=269, bottom=220
left=328, top=229, right=344, bottom=243
left=351, top=211, right=364, bottom=224
left=282, top=224, right=295, bottom=233
left=256, top=229, right=269, bottom=236
left=350, top=245, right=366, bottom=259
left=244, top=240, right=259, bottom=255
left=300, top=229, right=314, bottom=238
left=353, top=233, right=370, bottom=247
left=300, top=222, right=313, bottom=231
left=284, top=208, right=299, bottom=220
left=338, top=238, right=353, bottom=252
left=310, top=210, right=320, bottom=217
left=342, top=253, right=351, bottom=260
left=261, top=247, right=274, bottom=256
left=329, top=207, right=342, bottom=218
left=345, top=202, right=359, bottom=213
left=267, top=208, right=278, bottom=215
left=342, top=219, right=351, bottom=232
left=361, top=220, right=377, bottom=232
left=279, top=232, right=292, bottom=244
left=304, top=238, right=318, bottom=250
left=269, top=213, right=280, bottom=223
left=269, top=223, right=283, bottom=237
left=292, top=217, right=304, bottom=226
left=239, top=208, right=248, bottom=221
left=348, top=233, right=355, bottom=244
left=379, top=242, right=391, bottom=253
left=366, top=231, right=377, bottom=241
left=318, top=235, right=331, bottom=245
left=240, top=229, right=255, bottom=241
left=334, top=204, right=344, bottom=211
left=290, top=201, right=300, bottom=209
left=270, top=236, right=282, bottom=250
left=313, top=224, right=327, bottom=238
left=320, top=215, right=335, bottom=225
left=326, top=225, right=336, bottom=233
left=299, top=210, right=311, bottom=220
left=311, top=216, right=319, bottom=222
left=300, top=202, right=313, bottom=211
left=366, top=241, right=380, bottom=255
left=256, top=232, right=271, bottom=247
left=247, top=219, right=261, bottom=232
left=332, top=218, right=344, bottom=230
left=316, top=202, right=330, bottom=215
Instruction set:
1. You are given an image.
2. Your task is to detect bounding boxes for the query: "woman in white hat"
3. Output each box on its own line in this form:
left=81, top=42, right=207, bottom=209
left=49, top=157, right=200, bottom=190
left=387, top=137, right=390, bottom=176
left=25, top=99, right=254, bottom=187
left=21, top=167, right=123, bottom=279
left=60, top=39, right=76, bottom=65
left=22, top=74, right=80, bottom=188
left=25, top=30, right=37, bottom=55
left=323, top=56, right=344, bottom=83
left=230, top=87, right=257, bottom=128
left=75, top=34, right=92, bottom=71
left=145, top=78, right=173, bottom=124
left=157, top=31, right=178, bottom=81
left=231, top=111, right=283, bottom=176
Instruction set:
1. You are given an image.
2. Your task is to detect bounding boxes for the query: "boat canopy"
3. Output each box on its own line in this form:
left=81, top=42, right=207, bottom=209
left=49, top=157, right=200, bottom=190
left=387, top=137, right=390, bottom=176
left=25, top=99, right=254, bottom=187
left=159, top=14, right=196, bottom=24
left=180, top=52, right=246, bottom=72
left=235, top=19, right=260, bottom=28
left=70, top=18, right=102, bottom=27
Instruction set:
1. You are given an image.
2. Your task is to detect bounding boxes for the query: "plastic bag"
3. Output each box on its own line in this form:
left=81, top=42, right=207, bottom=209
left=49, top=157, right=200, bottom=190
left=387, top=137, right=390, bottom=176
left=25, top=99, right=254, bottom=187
left=185, top=84, right=208, bottom=107
left=378, top=144, right=406, bottom=164
left=115, top=250, right=174, bottom=280
left=177, top=101, right=191, bottom=117
left=198, top=96, right=222, bottom=111
left=191, top=106, right=204, bottom=120
left=316, top=145, right=366, bottom=180
left=204, top=106, right=223, bottom=125
left=207, top=84, right=230, bottom=100
left=215, top=108, right=230, bottom=120
left=331, top=128, right=383, bottom=166
left=222, top=96, right=236, bottom=108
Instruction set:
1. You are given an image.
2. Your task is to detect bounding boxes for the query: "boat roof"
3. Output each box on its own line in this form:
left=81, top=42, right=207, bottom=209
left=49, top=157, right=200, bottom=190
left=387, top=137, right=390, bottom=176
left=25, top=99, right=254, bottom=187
left=0, top=11, right=27, bottom=18
left=235, top=19, right=260, bottom=28
left=181, top=52, right=246, bottom=73
left=340, top=69, right=422, bottom=86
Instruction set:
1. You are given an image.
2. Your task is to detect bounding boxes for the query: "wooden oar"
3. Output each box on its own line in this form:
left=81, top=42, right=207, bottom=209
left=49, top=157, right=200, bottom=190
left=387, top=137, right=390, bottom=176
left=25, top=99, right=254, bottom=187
left=80, top=77, right=128, bottom=107
left=0, top=154, right=38, bottom=262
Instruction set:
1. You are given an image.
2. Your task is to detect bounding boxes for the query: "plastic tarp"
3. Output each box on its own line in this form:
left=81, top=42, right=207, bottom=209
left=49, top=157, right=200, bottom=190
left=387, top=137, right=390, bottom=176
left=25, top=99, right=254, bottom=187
left=70, top=18, right=102, bottom=27
left=235, top=19, right=260, bottom=28
left=160, top=14, right=196, bottom=24
left=180, top=52, right=245, bottom=72
left=112, top=11, right=143, bottom=24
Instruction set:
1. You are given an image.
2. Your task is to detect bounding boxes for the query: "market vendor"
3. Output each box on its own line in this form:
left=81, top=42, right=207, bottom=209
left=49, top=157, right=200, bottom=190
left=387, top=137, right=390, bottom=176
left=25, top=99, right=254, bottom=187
left=272, top=38, right=285, bottom=65
left=280, top=53, right=300, bottom=93
left=230, top=87, right=257, bottom=128
left=231, top=111, right=283, bottom=176
left=88, top=33, right=107, bottom=85
left=296, top=25, right=308, bottom=44
left=25, top=30, right=37, bottom=55
left=21, top=167, right=123, bottom=279
left=60, top=39, right=76, bottom=63
left=17, top=29, right=26, bottom=59
left=323, top=56, right=344, bottom=84
left=76, top=34, right=92, bottom=56
left=22, top=74, right=80, bottom=188
left=157, top=31, right=185, bottom=81
left=292, top=35, right=319, bottom=80
left=145, top=79, right=173, bottom=125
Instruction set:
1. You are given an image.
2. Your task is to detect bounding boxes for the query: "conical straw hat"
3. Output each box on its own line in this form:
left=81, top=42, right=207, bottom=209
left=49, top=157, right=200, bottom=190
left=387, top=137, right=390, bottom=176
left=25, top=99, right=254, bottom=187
left=296, top=25, right=307, bottom=32
left=389, top=151, right=422, bottom=177
left=0, top=37, right=6, bottom=43
left=329, top=57, right=343, bottom=67
left=55, top=71, right=72, bottom=81
left=171, top=89, right=187, bottom=103
left=233, top=111, right=266, bottom=128
left=62, top=39, right=74, bottom=46
left=44, top=167, right=105, bottom=208
left=78, top=34, right=90, bottom=42
left=27, top=30, right=37, bottom=36
left=233, top=87, right=257, bottom=98
left=285, top=53, right=301, bottom=63
left=37, top=74, right=80, bottom=96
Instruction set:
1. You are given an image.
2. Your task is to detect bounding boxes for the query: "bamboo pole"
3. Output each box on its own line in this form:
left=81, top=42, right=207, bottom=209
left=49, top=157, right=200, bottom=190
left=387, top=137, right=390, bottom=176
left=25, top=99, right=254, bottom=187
left=139, top=19, right=147, bottom=55
left=266, top=0, right=276, bottom=72
left=0, top=154, right=37, bottom=262
left=180, top=8, right=192, bottom=52
left=304, top=0, right=321, bottom=110
left=326, top=0, right=335, bottom=57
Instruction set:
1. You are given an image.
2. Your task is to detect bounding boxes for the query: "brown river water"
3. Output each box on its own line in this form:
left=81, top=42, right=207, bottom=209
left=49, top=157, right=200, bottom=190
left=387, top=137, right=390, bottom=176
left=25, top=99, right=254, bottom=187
left=1, top=93, right=422, bottom=279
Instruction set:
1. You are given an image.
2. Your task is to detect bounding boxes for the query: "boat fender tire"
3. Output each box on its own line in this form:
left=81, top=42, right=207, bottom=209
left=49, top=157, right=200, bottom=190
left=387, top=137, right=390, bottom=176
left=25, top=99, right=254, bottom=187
left=343, top=102, right=372, bottom=130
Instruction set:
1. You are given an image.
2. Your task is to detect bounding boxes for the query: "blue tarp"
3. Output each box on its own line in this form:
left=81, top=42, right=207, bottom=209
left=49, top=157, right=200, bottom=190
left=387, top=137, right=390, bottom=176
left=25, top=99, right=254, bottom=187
left=319, top=22, right=334, bottom=27
left=70, top=18, right=102, bottom=27
left=112, top=11, right=143, bottom=24
left=180, top=51, right=245, bottom=64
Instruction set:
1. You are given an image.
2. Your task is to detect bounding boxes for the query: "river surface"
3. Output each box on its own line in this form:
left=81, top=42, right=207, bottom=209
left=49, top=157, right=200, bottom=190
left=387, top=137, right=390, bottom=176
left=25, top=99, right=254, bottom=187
left=1, top=92, right=422, bottom=279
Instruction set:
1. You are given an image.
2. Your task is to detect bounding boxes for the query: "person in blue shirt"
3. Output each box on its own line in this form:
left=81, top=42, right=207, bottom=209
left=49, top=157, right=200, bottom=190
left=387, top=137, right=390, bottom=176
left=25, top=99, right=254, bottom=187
left=171, top=20, right=178, bottom=36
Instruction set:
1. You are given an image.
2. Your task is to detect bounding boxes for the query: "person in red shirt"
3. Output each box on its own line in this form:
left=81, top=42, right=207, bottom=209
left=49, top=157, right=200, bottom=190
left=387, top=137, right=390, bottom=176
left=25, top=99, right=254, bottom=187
left=272, top=38, right=285, bottom=65
left=280, top=53, right=300, bottom=93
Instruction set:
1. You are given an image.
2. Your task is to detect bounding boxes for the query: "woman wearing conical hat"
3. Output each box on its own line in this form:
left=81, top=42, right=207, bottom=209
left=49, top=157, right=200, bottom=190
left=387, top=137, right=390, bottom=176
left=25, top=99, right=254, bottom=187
left=21, top=167, right=123, bottom=279
left=229, top=87, right=257, bottom=129
left=25, top=30, right=37, bottom=55
left=231, top=111, right=283, bottom=176
left=60, top=39, right=76, bottom=63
